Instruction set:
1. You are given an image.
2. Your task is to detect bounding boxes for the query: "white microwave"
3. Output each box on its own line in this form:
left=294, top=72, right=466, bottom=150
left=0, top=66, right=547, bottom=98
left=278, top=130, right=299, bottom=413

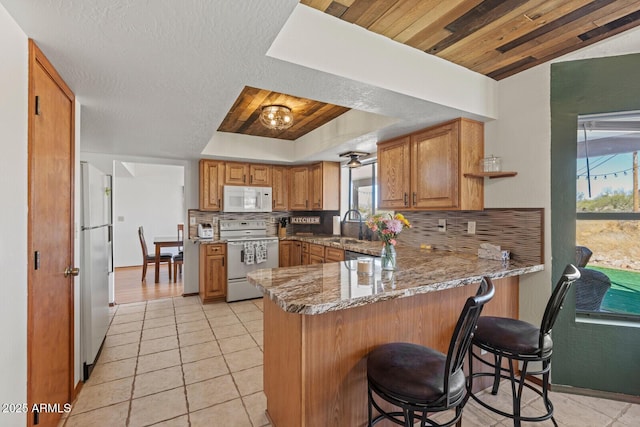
left=223, top=186, right=273, bottom=213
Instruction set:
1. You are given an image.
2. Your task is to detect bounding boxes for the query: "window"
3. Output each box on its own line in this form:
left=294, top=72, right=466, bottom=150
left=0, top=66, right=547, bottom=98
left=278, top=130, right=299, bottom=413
left=575, top=111, right=640, bottom=320
left=346, top=162, right=393, bottom=221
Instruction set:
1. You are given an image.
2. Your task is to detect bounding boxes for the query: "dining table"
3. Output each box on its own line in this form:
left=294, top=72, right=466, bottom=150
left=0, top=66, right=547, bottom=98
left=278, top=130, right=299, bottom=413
left=152, top=236, right=183, bottom=283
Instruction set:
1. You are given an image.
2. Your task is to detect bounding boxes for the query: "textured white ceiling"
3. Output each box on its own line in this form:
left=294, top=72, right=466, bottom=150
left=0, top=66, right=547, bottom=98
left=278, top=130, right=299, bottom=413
left=1, top=0, right=495, bottom=162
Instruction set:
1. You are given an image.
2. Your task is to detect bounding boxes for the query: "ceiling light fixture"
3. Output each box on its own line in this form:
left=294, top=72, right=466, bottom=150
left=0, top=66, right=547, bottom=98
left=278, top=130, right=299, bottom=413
left=259, top=105, right=294, bottom=130
left=339, top=151, right=369, bottom=168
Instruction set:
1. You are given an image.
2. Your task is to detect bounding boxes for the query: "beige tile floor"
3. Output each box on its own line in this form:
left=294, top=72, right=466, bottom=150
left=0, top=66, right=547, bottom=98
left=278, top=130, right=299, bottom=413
left=59, top=295, right=639, bottom=427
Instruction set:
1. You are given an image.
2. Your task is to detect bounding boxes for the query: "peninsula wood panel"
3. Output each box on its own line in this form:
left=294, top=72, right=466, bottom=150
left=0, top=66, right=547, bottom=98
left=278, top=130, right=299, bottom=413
left=263, top=276, right=519, bottom=427
left=302, top=0, right=640, bottom=80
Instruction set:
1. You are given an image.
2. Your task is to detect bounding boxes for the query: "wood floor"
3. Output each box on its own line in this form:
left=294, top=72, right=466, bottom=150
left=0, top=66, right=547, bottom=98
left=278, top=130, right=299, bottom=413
left=114, top=265, right=183, bottom=305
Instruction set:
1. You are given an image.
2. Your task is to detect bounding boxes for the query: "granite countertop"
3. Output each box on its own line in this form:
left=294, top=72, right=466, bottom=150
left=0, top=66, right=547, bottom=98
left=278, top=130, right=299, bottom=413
left=247, top=246, right=544, bottom=315
left=280, top=235, right=382, bottom=255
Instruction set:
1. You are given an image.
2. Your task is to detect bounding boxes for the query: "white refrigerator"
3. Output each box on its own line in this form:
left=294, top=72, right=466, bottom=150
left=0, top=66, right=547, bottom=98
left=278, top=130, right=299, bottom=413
left=80, top=162, right=112, bottom=379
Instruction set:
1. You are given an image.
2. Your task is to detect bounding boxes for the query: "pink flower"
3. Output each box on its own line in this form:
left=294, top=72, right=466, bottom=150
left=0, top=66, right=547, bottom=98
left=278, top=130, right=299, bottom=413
left=389, top=238, right=397, bottom=246
left=385, top=219, right=403, bottom=234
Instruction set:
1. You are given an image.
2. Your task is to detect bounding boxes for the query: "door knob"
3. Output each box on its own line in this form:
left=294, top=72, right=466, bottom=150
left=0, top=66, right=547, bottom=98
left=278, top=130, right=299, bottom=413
left=64, top=267, right=80, bottom=277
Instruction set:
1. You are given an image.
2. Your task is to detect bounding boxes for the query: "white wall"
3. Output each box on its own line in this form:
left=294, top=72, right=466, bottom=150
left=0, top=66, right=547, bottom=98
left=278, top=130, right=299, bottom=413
left=113, top=163, right=184, bottom=266
left=81, top=152, right=199, bottom=294
left=485, top=25, right=640, bottom=325
left=0, top=4, right=28, bottom=426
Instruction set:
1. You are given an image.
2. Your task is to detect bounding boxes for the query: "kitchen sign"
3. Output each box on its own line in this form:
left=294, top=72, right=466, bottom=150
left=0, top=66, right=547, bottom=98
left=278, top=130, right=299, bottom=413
left=290, top=216, right=321, bottom=224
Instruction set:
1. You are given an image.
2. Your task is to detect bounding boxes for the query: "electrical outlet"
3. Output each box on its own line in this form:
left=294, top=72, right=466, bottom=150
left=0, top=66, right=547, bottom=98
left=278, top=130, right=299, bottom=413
left=467, top=221, right=476, bottom=234
left=438, top=219, right=446, bottom=232
left=190, top=217, right=196, bottom=225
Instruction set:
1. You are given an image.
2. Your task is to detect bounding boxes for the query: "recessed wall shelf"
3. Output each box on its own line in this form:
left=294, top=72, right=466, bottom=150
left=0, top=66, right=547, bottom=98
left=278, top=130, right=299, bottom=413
left=464, top=172, right=518, bottom=179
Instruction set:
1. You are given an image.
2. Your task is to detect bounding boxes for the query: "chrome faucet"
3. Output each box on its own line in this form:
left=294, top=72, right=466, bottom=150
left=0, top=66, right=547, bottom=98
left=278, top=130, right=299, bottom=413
left=342, top=209, right=364, bottom=240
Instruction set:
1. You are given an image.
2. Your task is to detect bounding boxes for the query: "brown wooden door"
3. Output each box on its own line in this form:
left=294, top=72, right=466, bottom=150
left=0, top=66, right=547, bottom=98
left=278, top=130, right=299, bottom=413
left=278, top=241, right=292, bottom=267
left=199, top=160, right=223, bottom=211
left=249, top=164, right=272, bottom=186
left=411, top=122, right=459, bottom=209
left=377, top=136, right=411, bottom=209
left=289, top=166, right=309, bottom=210
left=28, top=41, right=75, bottom=427
left=272, top=166, right=288, bottom=211
left=309, top=163, right=323, bottom=210
left=225, top=162, right=249, bottom=185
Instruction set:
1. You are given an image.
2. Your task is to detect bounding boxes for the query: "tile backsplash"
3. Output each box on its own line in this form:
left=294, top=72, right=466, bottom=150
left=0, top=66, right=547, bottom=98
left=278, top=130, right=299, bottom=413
left=397, top=209, right=543, bottom=264
left=188, top=210, right=339, bottom=240
left=188, top=208, right=543, bottom=265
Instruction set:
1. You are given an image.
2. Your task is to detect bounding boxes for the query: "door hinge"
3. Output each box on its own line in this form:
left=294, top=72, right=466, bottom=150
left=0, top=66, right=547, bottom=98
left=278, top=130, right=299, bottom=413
left=34, top=251, right=40, bottom=270
left=35, top=95, right=40, bottom=115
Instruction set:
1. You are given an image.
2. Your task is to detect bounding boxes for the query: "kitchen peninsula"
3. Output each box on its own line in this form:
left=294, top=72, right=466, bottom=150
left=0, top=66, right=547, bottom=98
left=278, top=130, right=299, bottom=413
left=247, top=247, right=543, bottom=427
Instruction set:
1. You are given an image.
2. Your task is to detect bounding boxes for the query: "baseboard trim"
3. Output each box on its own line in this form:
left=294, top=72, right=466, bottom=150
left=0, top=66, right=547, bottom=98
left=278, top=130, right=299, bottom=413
left=552, top=384, right=640, bottom=404
left=73, top=381, right=84, bottom=400
left=182, top=292, right=199, bottom=297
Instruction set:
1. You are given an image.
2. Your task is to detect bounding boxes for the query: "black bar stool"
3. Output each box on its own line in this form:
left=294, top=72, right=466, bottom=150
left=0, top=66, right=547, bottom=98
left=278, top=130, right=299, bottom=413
left=366, top=277, right=495, bottom=427
left=467, top=264, right=580, bottom=426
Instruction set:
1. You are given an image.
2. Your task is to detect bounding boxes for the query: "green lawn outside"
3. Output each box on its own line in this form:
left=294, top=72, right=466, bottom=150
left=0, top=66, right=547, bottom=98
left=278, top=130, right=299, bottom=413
left=589, top=266, right=640, bottom=316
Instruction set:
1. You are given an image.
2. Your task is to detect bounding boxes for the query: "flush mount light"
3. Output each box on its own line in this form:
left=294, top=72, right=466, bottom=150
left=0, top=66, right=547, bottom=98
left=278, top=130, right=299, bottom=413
left=339, top=151, right=369, bottom=168
left=259, top=105, right=294, bottom=130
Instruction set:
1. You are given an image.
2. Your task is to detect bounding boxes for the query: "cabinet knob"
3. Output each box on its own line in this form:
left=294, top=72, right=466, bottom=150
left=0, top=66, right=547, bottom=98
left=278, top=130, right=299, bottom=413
left=403, top=193, right=408, bottom=206
left=413, top=192, right=417, bottom=205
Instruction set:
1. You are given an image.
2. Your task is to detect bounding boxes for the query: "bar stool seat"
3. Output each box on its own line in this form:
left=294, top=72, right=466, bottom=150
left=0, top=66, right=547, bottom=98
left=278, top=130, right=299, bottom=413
left=367, top=277, right=495, bottom=427
left=368, top=343, right=466, bottom=404
left=474, top=317, right=552, bottom=355
left=467, top=264, right=580, bottom=427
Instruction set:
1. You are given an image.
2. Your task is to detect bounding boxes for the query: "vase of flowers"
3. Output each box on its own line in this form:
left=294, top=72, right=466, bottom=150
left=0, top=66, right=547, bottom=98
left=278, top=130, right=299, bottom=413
left=365, top=213, right=411, bottom=271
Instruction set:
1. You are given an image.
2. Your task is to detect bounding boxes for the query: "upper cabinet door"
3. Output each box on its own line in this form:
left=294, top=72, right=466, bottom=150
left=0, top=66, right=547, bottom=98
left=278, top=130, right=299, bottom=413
left=225, top=162, right=249, bottom=185
left=309, top=163, right=323, bottom=210
left=378, top=136, right=411, bottom=209
left=249, top=164, right=272, bottom=186
left=411, top=123, right=459, bottom=209
left=199, top=160, right=224, bottom=211
left=289, top=166, right=309, bottom=210
left=272, top=166, right=288, bottom=211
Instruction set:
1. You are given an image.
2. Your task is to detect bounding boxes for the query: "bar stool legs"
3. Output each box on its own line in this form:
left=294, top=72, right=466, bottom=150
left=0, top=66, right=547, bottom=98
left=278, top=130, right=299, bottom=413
left=466, top=264, right=580, bottom=427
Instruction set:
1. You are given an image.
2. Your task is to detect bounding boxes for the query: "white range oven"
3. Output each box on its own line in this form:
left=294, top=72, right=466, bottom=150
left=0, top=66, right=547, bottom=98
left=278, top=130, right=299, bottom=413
left=219, top=219, right=279, bottom=302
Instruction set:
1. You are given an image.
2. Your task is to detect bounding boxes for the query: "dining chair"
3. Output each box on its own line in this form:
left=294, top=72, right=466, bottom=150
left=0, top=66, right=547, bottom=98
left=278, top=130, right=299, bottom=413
left=466, top=264, right=580, bottom=426
left=138, top=226, right=172, bottom=282
left=366, top=277, right=495, bottom=427
left=173, top=224, right=184, bottom=282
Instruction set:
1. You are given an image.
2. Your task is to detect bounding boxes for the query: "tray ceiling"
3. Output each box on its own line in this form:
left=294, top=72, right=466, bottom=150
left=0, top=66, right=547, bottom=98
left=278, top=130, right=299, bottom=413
left=217, top=86, right=351, bottom=141
left=302, top=0, right=640, bottom=80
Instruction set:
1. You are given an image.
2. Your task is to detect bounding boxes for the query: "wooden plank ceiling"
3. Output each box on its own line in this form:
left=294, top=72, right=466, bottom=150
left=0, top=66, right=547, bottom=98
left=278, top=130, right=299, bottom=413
left=302, top=0, right=640, bottom=80
left=217, top=86, right=350, bottom=140
left=219, top=2, right=640, bottom=141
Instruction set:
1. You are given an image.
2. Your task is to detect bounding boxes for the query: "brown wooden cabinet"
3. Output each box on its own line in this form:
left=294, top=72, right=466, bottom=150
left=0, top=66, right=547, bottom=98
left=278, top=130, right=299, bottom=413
left=199, top=244, right=227, bottom=303
left=279, top=240, right=302, bottom=267
left=199, top=159, right=224, bottom=211
left=308, top=243, right=325, bottom=264
left=290, top=162, right=340, bottom=211
left=272, top=166, right=288, bottom=211
left=224, top=161, right=272, bottom=186
left=249, top=164, right=272, bottom=186
left=324, top=247, right=345, bottom=262
left=289, top=166, right=309, bottom=210
left=378, top=118, right=484, bottom=211
left=224, top=162, right=248, bottom=185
